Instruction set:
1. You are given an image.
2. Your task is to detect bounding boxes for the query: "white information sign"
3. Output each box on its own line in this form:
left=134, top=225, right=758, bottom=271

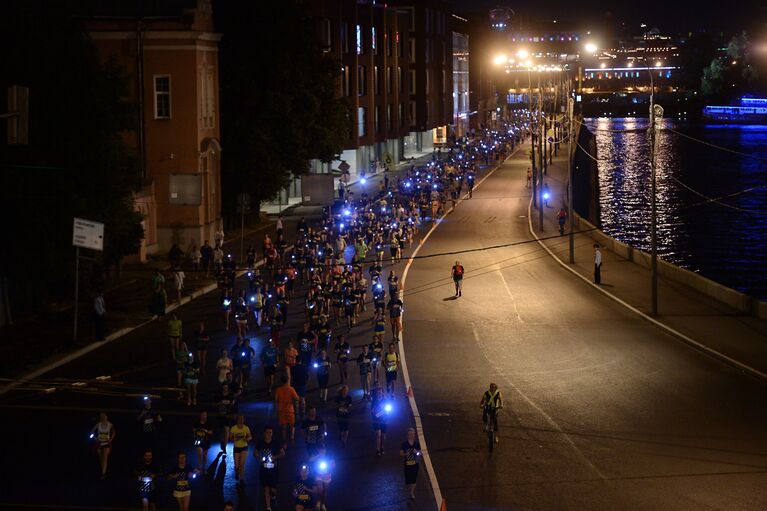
left=72, top=217, right=104, bottom=251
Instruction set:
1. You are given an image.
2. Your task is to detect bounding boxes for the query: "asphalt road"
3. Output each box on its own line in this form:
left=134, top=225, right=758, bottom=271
left=401, top=148, right=767, bottom=510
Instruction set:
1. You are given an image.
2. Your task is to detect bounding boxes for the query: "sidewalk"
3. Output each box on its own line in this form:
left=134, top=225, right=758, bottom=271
left=531, top=148, right=767, bottom=377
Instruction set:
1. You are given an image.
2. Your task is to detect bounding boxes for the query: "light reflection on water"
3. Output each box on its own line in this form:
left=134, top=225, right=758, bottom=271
left=585, top=118, right=767, bottom=300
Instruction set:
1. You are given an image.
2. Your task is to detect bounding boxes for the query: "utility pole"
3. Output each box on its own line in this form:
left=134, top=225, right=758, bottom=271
left=568, top=95, right=575, bottom=264
left=538, top=73, right=544, bottom=231
left=530, top=72, right=538, bottom=210
left=650, top=102, right=663, bottom=316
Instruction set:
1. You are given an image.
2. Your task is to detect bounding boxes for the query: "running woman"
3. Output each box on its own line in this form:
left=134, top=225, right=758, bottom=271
left=167, top=452, right=198, bottom=511
left=335, top=385, right=352, bottom=446
left=90, top=412, right=115, bottom=479
left=194, top=322, right=210, bottom=376
left=229, top=414, right=252, bottom=485
left=192, top=411, right=213, bottom=472
left=384, top=343, right=399, bottom=398
left=334, top=335, right=351, bottom=384
left=400, top=428, right=422, bottom=499
left=315, top=349, right=331, bottom=402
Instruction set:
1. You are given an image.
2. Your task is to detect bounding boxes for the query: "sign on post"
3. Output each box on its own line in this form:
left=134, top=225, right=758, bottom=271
left=73, top=217, right=104, bottom=251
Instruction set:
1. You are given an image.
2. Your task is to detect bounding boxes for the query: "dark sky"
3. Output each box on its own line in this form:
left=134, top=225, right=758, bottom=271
left=455, top=0, right=767, bottom=34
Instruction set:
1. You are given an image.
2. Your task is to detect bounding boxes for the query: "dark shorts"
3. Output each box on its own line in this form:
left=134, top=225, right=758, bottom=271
left=259, top=467, right=279, bottom=487
left=317, top=374, right=329, bottom=388
left=263, top=365, right=276, bottom=376
left=218, top=416, right=233, bottom=428
left=139, top=490, right=157, bottom=503
left=373, top=421, right=387, bottom=433
left=233, top=446, right=248, bottom=454
left=195, top=439, right=211, bottom=451
left=404, top=463, right=420, bottom=484
left=386, top=371, right=397, bottom=383
left=295, top=385, right=307, bottom=398
left=337, top=418, right=350, bottom=432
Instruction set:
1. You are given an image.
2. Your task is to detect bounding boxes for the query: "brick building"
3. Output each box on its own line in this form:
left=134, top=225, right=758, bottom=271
left=80, top=0, right=222, bottom=258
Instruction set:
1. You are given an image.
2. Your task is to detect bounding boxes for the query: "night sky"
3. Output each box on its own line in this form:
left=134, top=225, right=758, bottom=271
left=455, top=0, right=767, bottom=34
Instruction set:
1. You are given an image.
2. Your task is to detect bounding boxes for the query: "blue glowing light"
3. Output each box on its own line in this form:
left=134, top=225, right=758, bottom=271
left=384, top=403, right=393, bottom=413
left=361, top=177, right=367, bottom=184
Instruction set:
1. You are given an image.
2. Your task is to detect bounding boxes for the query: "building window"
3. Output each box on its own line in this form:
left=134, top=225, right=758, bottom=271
left=386, top=66, right=392, bottom=94
left=409, top=100, right=416, bottom=126
left=200, top=66, right=215, bottom=128
left=442, top=69, right=446, bottom=94
left=425, top=8, right=430, bottom=33
left=356, top=24, right=363, bottom=55
left=372, top=26, right=377, bottom=55
left=358, top=106, right=366, bottom=137
left=375, top=105, right=381, bottom=133
left=424, top=101, right=428, bottom=124
left=341, top=65, right=350, bottom=96
left=425, top=39, right=430, bottom=64
left=154, top=75, right=171, bottom=119
left=396, top=32, right=402, bottom=57
left=399, top=103, right=405, bottom=127
left=397, top=66, right=403, bottom=92
left=424, top=70, right=429, bottom=93
left=374, top=65, right=380, bottom=95
left=358, top=65, right=366, bottom=96
left=409, top=39, right=415, bottom=60
left=341, top=22, right=349, bottom=53
left=387, top=104, right=392, bottom=130
left=169, top=174, right=201, bottom=205
left=318, top=18, right=331, bottom=51
left=409, top=69, right=416, bottom=94
left=386, top=30, right=392, bottom=56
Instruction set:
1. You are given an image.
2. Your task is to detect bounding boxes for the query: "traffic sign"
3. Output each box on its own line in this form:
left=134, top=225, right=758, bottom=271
left=338, top=161, right=350, bottom=172
left=384, top=153, right=393, bottom=165
left=72, top=217, right=104, bottom=251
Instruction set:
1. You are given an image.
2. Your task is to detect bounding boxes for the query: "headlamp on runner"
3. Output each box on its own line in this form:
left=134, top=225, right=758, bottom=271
left=360, top=177, right=367, bottom=184
left=89, top=433, right=95, bottom=439
left=313, top=362, right=319, bottom=368
left=384, top=403, right=393, bottom=413
left=543, top=192, right=550, bottom=200
left=143, top=395, right=150, bottom=401
left=223, top=298, right=231, bottom=307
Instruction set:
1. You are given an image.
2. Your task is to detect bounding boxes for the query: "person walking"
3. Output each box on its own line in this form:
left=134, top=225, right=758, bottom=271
left=90, top=412, right=116, bottom=479
left=172, top=267, right=185, bottom=303
left=275, top=376, right=299, bottom=443
left=594, top=244, right=602, bottom=284
left=93, top=291, right=106, bottom=340
left=451, top=260, right=464, bottom=297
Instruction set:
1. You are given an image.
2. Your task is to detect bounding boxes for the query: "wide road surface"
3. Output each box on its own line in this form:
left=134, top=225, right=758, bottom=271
left=403, top=147, right=767, bottom=510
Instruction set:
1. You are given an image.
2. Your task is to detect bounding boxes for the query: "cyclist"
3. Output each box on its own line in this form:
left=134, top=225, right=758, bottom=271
left=451, top=260, right=464, bottom=297
left=480, top=383, right=503, bottom=444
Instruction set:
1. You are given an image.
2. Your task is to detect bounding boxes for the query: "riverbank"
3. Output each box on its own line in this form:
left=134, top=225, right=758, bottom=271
left=531, top=147, right=767, bottom=378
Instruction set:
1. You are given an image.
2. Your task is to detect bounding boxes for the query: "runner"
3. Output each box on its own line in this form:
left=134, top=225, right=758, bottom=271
left=136, top=397, right=162, bottom=451
left=310, top=444, right=335, bottom=511
left=335, top=385, right=352, bottom=446
left=357, top=344, right=373, bottom=399
left=167, top=312, right=182, bottom=358
left=255, top=425, right=285, bottom=511
left=216, top=383, right=238, bottom=452
left=300, top=406, right=326, bottom=457
left=216, top=348, right=233, bottom=385
left=192, top=411, right=213, bottom=472
left=136, top=449, right=159, bottom=511
left=183, top=352, right=200, bottom=406
left=229, top=414, right=252, bottom=485
left=240, top=338, right=256, bottom=390
left=275, top=375, right=299, bottom=443
left=89, top=412, right=115, bottom=479
left=369, top=335, right=384, bottom=385
left=292, top=464, right=318, bottom=511
left=260, top=337, right=280, bottom=396
left=371, top=386, right=389, bottom=457
left=194, top=322, right=210, bottom=376
left=400, top=428, right=422, bottom=499
left=291, top=355, right=309, bottom=417
left=283, top=341, right=298, bottom=383
left=333, top=335, right=351, bottom=384
left=314, top=349, right=331, bottom=402
left=167, top=452, right=198, bottom=511
left=387, top=297, right=403, bottom=342
left=384, top=342, right=399, bottom=398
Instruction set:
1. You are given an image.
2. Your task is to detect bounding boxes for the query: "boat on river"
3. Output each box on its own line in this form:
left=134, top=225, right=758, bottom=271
left=702, top=97, right=767, bottom=124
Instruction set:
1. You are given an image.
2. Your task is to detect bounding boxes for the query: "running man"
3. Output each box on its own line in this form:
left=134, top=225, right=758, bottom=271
left=451, top=260, right=464, bottom=297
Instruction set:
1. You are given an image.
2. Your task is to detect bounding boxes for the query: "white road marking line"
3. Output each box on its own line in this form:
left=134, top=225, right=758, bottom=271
left=400, top=151, right=516, bottom=510
left=497, top=269, right=524, bottom=323
left=472, top=325, right=608, bottom=481
left=526, top=198, right=767, bottom=381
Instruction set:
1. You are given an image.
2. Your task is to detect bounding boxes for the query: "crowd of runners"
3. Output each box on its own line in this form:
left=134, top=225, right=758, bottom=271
left=88, top=123, right=528, bottom=511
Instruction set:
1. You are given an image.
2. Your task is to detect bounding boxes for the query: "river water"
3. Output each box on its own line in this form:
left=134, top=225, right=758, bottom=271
left=584, top=117, right=767, bottom=300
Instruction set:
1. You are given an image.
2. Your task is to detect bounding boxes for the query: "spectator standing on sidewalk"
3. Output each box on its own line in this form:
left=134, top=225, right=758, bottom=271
left=150, top=269, right=167, bottom=319
left=276, top=214, right=284, bottom=236
left=213, top=245, right=224, bottom=273
left=93, top=291, right=106, bottom=340
left=169, top=243, right=183, bottom=268
left=200, top=241, right=213, bottom=277
left=172, top=267, right=185, bottom=303
left=214, top=224, right=225, bottom=248
left=594, top=244, right=602, bottom=284
left=188, top=243, right=201, bottom=279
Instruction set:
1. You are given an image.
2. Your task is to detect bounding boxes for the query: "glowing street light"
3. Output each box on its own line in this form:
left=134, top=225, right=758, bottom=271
left=493, top=54, right=508, bottom=66
left=516, top=49, right=529, bottom=59
left=584, top=42, right=598, bottom=54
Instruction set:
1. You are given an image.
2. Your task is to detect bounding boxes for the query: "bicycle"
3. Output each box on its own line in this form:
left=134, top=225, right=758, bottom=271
left=484, top=406, right=499, bottom=452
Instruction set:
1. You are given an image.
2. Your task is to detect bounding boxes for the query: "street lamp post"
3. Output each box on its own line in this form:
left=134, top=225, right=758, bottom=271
left=538, top=73, right=544, bottom=231
left=649, top=68, right=662, bottom=316
left=568, top=95, right=575, bottom=264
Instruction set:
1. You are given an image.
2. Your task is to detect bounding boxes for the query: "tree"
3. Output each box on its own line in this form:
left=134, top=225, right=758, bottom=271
left=214, top=0, right=351, bottom=215
left=700, top=31, right=765, bottom=101
left=0, top=3, right=143, bottom=313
